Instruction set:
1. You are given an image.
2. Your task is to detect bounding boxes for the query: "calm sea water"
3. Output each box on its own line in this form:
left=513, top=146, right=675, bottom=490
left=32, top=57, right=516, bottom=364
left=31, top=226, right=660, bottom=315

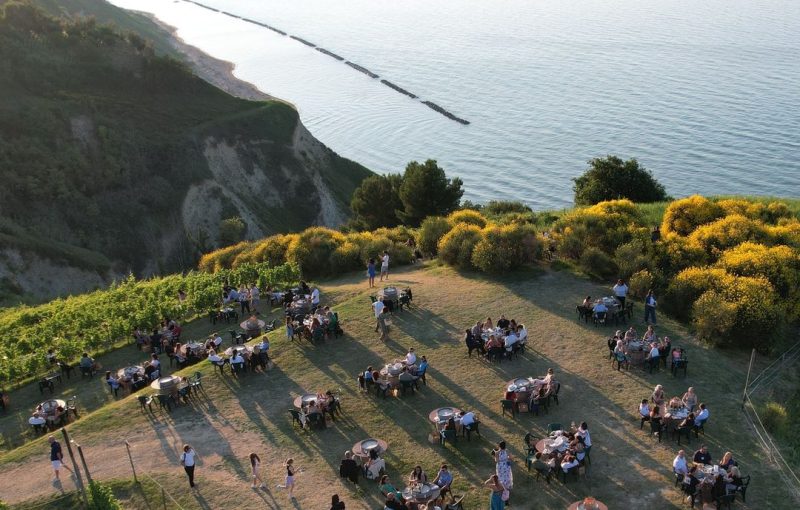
left=111, top=0, right=800, bottom=209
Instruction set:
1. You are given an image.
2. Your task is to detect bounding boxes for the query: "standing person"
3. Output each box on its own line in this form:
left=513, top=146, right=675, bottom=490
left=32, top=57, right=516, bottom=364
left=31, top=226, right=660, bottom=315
left=277, top=458, right=297, bottom=499
left=492, top=441, right=513, bottom=504
left=484, top=474, right=504, bottom=510
left=378, top=309, right=390, bottom=342
left=613, top=279, right=628, bottom=308
left=367, top=258, right=376, bottom=288
left=330, top=494, right=345, bottom=510
left=644, top=289, right=657, bottom=324
left=311, top=287, right=320, bottom=309
left=250, top=452, right=266, bottom=488
left=48, top=435, right=73, bottom=481
left=180, top=444, right=198, bottom=488
left=286, top=317, right=294, bottom=342
left=250, top=284, right=260, bottom=313
left=372, top=298, right=385, bottom=332
left=239, top=286, right=251, bottom=316
left=380, top=251, right=390, bottom=281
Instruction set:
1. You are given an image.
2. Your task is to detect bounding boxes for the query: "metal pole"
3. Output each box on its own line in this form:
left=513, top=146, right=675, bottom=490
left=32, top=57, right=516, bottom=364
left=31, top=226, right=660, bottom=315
left=75, top=443, right=93, bottom=484
left=61, top=428, right=89, bottom=508
left=162, top=486, right=168, bottom=510
left=742, top=348, right=756, bottom=410
left=125, top=440, right=138, bottom=483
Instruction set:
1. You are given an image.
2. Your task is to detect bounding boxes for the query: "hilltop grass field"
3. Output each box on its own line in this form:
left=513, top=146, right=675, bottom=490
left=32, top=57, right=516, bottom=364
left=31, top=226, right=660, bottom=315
left=0, top=261, right=795, bottom=509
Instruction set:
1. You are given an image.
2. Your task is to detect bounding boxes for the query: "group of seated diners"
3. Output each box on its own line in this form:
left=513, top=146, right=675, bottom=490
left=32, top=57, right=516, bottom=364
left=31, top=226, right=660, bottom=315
left=464, top=315, right=528, bottom=360
left=298, top=391, right=338, bottom=428
left=436, top=410, right=479, bottom=437
left=132, top=317, right=183, bottom=353
left=673, top=446, right=746, bottom=504
left=358, top=349, right=429, bottom=392
left=528, top=421, right=592, bottom=480
left=504, top=368, right=557, bottom=412
left=287, top=305, right=341, bottom=342
left=609, top=326, right=679, bottom=369
left=639, top=385, right=708, bottom=439
left=207, top=336, right=271, bottom=373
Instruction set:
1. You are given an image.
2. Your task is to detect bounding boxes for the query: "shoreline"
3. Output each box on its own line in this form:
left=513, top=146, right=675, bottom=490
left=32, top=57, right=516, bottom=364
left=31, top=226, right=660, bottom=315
left=141, top=12, right=294, bottom=106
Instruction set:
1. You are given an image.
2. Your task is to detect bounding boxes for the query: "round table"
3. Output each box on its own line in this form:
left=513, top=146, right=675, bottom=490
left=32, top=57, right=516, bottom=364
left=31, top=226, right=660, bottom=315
left=38, top=399, right=65, bottom=412
left=567, top=500, right=608, bottom=510
left=381, top=363, right=404, bottom=377
left=224, top=345, right=253, bottom=357
left=117, top=366, right=144, bottom=379
left=536, top=436, right=569, bottom=455
left=352, top=438, right=388, bottom=458
left=183, top=342, right=204, bottom=353
left=240, top=319, right=266, bottom=337
left=402, top=483, right=441, bottom=504
left=428, top=407, right=462, bottom=425
left=150, top=376, right=185, bottom=394
left=293, top=393, right=327, bottom=409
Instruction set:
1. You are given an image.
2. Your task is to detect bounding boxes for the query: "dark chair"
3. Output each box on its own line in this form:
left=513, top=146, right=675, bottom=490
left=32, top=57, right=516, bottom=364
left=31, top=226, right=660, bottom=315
left=672, top=357, right=689, bottom=377
left=593, top=311, right=607, bottom=326
left=231, top=362, right=245, bottom=376
left=307, top=412, right=326, bottom=430
left=39, top=379, right=55, bottom=395
left=548, top=382, right=561, bottom=406
left=463, top=421, right=480, bottom=441
left=737, top=475, right=750, bottom=502
left=501, top=399, right=517, bottom=418
left=640, top=413, right=650, bottom=429
left=716, top=493, right=735, bottom=510
left=694, top=418, right=708, bottom=437
left=156, top=394, right=172, bottom=411
left=400, top=380, right=416, bottom=396
left=675, top=425, right=692, bottom=445
left=80, top=366, right=93, bottom=378
left=546, top=423, right=562, bottom=433
left=650, top=420, right=663, bottom=442
left=58, top=362, right=75, bottom=379
left=560, top=465, right=579, bottom=483
left=440, top=428, right=457, bottom=445
left=189, top=372, right=203, bottom=392
left=138, top=395, right=153, bottom=412
left=212, top=360, right=227, bottom=374
left=446, top=495, right=464, bottom=510
left=375, top=382, right=390, bottom=399
left=289, top=409, right=303, bottom=428
left=534, top=465, right=552, bottom=484
left=576, top=305, right=591, bottom=323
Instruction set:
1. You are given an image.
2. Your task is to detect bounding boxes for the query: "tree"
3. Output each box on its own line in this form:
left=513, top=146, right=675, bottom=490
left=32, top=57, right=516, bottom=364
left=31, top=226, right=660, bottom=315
left=350, top=174, right=403, bottom=229
left=398, top=160, right=463, bottom=226
left=572, top=156, right=669, bottom=206
left=218, top=216, right=246, bottom=247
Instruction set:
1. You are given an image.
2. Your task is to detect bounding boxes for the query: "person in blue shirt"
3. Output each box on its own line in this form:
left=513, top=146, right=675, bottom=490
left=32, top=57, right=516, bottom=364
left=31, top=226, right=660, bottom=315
left=433, top=464, right=454, bottom=501
left=48, top=435, right=73, bottom=480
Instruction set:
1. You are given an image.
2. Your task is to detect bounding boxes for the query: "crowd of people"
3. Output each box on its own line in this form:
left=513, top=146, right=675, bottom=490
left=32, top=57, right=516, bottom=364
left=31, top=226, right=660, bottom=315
left=464, top=315, right=528, bottom=361
left=672, top=446, right=746, bottom=505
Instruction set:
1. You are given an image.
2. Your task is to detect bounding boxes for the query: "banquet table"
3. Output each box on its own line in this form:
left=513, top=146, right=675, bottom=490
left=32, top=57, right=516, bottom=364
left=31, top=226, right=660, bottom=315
left=117, top=366, right=144, bottom=380
left=37, top=399, right=65, bottom=414
left=352, top=438, right=388, bottom=458
left=224, top=345, right=253, bottom=357
left=240, top=318, right=266, bottom=337
left=293, top=393, right=329, bottom=409
left=428, top=407, right=462, bottom=429
left=183, top=342, right=204, bottom=354
left=567, top=499, right=608, bottom=510
left=150, top=375, right=186, bottom=395
left=402, top=483, right=442, bottom=504
left=381, top=362, right=405, bottom=377
left=536, top=435, right=570, bottom=456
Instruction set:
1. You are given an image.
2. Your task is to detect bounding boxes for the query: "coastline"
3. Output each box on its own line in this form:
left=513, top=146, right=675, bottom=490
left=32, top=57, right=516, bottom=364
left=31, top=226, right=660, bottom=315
left=141, top=12, right=289, bottom=105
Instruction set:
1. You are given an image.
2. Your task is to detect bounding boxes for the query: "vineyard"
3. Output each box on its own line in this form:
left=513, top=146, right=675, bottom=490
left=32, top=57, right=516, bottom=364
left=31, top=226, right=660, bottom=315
left=0, top=262, right=299, bottom=385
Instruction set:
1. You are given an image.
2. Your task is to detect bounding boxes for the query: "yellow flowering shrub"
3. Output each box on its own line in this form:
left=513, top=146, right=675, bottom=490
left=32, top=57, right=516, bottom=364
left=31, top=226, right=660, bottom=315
left=285, top=227, right=346, bottom=277
left=197, top=241, right=249, bottom=272
left=471, top=223, right=541, bottom=273
left=438, top=223, right=483, bottom=269
left=766, top=221, right=800, bottom=248
left=553, top=199, right=643, bottom=255
left=661, top=195, right=725, bottom=236
left=688, top=214, right=767, bottom=256
left=418, top=216, right=452, bottom=256
left=629, top=269, right=655, bottom=299
left=664, top=267, right=730, bottom=321
left=447, top=209, right=488, bottom=228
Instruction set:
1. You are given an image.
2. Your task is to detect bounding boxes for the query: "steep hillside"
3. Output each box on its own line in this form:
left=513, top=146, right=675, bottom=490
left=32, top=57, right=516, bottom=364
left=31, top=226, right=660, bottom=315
left=0, top=1, right=372, bottom=303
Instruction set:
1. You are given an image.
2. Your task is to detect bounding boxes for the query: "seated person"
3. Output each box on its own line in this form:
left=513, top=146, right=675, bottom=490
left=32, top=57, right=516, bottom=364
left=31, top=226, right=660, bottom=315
left=497, top=315, right=510, bottom=329
left=624, top=327, right=637, bottom=341
left=659, top=336, right=672, bottom=358
left=678, top=413, right=695, bottom=436
left=560, top=453, right=580, bottom=473
left=213, top=333, right=223, bottom=349
left=649, top=406, right=662, bottom=431
left=149, top=354, right=161, bottom=370
left=673, top=450, right=689, bottom=477
left=647, top=343, right=660, bottom=363
left=683, top=466, right=701, bottom=496
left=442, top=416, right=456, bottom=431
left=652, top=385, right=665, bottom=406
left=517, top=324, right=528, bottom=344
left=486, top=335, right=504, bottom=358
left=682, top=387, right=698, bottom=412
left=339, top=451, right=359, bottom=483
left=231, top=351, right=245, bottom=368
left=695, top=403, right=709, bottom=425
left=471, top=321, right=483, bottom=339
left=693, top=445, right=712, bottom=465
left=592, top=300, right=608, bottom=316
left=306, top=401, right=321, bottom=416
left=208, top=350, right=223, bottom=364
left=383, top=492, right=406, bottom=510
left=258, top=338, right=270, bottom=357
left=143, top=363, right=157, bottom=379
left=581, top=296, right=592, bottom=308
left=432, top=464, right=453, bottom=499
left=379, top=475, right=403, bottom=501
left=504, top=330, right=519, bottom=349
left=504, top=385, right=518, bottom=402
left=460, top=410, right=476, bottom=429
left=398, top=367, right=416, bottom=383
left=364, top=449, right=385, bottom=480
left=719, top=451, right=736, bottom=471
left=643, top=325, right=656, bottom=343
left=408, top=465, right=428, bottom=485
left=405, top=348, right=417, bottom=366
left=725, top=466, right=743, bottom=493
left=131, top=373, right=147, bottom=391
left=639, top=399, right=651, bottom=425
left=364, top=366, right=375, bottom=384
left=532, top=451, right=554, bottom=476
left=79, top=353, right=95, bottom=372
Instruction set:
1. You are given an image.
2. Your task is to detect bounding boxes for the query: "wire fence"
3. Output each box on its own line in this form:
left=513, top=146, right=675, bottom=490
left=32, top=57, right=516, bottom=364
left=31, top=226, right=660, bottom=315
left=742, top=340, right=800, bottom=501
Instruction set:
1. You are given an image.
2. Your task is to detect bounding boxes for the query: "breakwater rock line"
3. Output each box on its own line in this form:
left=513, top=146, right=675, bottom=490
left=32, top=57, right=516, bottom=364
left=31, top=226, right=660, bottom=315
left=182, top=0, right=469, bottom=126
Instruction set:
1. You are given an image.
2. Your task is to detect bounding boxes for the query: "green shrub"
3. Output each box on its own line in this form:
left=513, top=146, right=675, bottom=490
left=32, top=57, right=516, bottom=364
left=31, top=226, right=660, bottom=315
left=579, top=247, right=619, bottom=279
left=553, top=199, right=643, bottom=256
left=483, top=200, right=532, bottom=216
left=760, top=402, right=788, bottom=435
left=629, top=270, right=655, bottom=299
left=661, top=195, right=725, bottom=236
left=447, top=209, right=487, bottom=228
left=417, top=216, right=452, bottom=256
left=437, top=223, right=482, bottom=269
left=89, top=481, right=122, bottom=510
left=614, top=238, right=652, bottom=280
left=218, top=216, right=246, bottom=247
left=572, top=155, right=669, bottom=205
left=471, top=224, right=540, bottom=273
left=663, top=267, right=729, bottom=321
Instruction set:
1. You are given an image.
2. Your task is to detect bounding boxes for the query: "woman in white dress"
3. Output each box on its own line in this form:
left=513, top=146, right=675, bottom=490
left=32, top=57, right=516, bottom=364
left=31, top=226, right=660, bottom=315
left=492, top=441, right=513, bottom=503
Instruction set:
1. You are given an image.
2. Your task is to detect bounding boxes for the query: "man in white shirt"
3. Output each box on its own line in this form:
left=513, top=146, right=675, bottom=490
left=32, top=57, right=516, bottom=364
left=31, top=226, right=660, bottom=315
left=460, top=411, right=475, bottom=428
left=517, top=325, right=528, bottom=345
left=380, top=251, right=390, bottom=281
left=311, top=287, right=320, bottom=308
left=504, top=331, right=519, bottom=349
left=695, top=403, right=709, bottom=424
left=560, top=455, right=580, bottom=473
left=673, top=450, right=689, bottom=477
left=213, top=333, right=223, bottom=349
left=405, top=348, right=417, bottom=366
left=208, top=352, right=223, bottom=364
left=576, top=422, right=592, bottom=448
left=613, top=279, right=629, bottom=308
left=372, top=300, right=385, bottom=332
left=250, top=285, right=260, bottom=311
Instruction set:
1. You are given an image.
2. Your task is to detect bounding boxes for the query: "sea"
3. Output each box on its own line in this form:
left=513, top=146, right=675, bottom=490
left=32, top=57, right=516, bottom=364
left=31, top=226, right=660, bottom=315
left=110, top=0, right=800, bottom=209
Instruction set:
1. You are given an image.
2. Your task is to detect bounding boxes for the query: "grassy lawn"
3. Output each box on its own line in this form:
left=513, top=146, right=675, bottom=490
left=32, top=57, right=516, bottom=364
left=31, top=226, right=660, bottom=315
left=1, top=261, right=795, bottom=509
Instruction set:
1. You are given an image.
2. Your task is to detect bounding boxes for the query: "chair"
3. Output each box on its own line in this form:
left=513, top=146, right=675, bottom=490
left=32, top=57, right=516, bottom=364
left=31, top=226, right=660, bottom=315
left=546, top=423, right=562, bottom=434
left=440, top=428, right=457, bottom=445
left=375, top=382, right=390, bottom=399
left=576, top=305, right=591, bottom=323
left=463, top=421, right=480, bottom=441
left=400, top=380, right=416, bottom=395
left=716, top=493, right=735, bottom=509
left=560, top=465, right=579, bottom=483
left=189, top=372, right=203, bottom=391
left=649, top=420, right=663, bottom=442
left=534, top=466, right=552, bottom=484
left=307, top=412, right=326, bottom=430
left=694, top=418, right=707, bottom=437
left=501, top=399, right=517, bottom=418
left=80, top=366, right=93, bottom=379
left=737, top=475, right=750, bottom=502
left=231, top=362, right=245, bottom=376
left=289, top=409, right=303, bottom=428
left=212, top=360, right=227, bottom=374
left=156, top=394, right=172, bottom=411
left=445, top=495, right=464, bottom=510
left=39, top=379, right=55, bottom=395
left=177, top=386, right=191, bottom=403
left=58, top=362, right=75, bottom=379
left=138, top=395, right=153, bottom=412
left=548, top=382, right=561, bottom=406
left=593, top=311, right=607, bottom=326
left=675, top=425, right=692, bottom=445
left=66, top=397, right=78, bottom=418
left=672, top=356, right=689, bottom=377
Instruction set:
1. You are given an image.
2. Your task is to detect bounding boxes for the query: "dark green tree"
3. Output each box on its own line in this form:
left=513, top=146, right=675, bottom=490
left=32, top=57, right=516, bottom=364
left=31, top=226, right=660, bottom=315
left=218, top=216, right=246, bottom=247
left=573, top=155, right=669, bottom=206
left=398, top=160, right=464, bottom=226
left=349, top=173, right=403, bottom=229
